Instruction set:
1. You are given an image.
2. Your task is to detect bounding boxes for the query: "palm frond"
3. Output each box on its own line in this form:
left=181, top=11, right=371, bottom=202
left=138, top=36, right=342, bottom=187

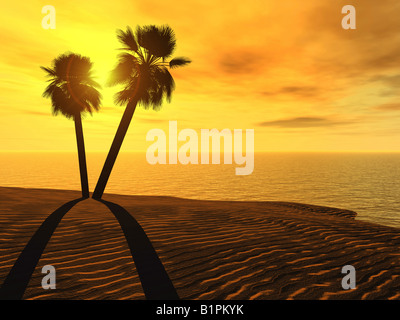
left=51, top=53, right=92, bottom=82
left=42, top=82, right=57, bottom=98
left=158, top=25, right=176, bottom=58
left=84, top=78, right=102, bottom=89
left=116, top=27, right=138, bottom=52
left=41, top=52, right=102, bottom=118
left=154, top=67, right=175, bottom=102
left=137, top=25, right=176, bottom=58
left=50, top=86, right=74, bottom=119
left=40, top=66, right=56, bottom=77
left=74, top=83, right=102, bottom=111
left=114, top=88, right=135, bottom=106
left=107, top=53, right=138, bottom=86
left=110, top=24, right=190, bottom=111
left=169, top=57, right=191, bottom=69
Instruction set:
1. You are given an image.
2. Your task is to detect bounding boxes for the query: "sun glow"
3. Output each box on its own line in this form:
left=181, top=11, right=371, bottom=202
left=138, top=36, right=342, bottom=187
left=0, top=0, right=400, bottom=152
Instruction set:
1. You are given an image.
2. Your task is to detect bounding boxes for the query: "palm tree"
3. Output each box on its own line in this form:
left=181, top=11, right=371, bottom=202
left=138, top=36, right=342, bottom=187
left=41, top=53, right=102, bottom=198
left=92, top=25, right=191, bottom=199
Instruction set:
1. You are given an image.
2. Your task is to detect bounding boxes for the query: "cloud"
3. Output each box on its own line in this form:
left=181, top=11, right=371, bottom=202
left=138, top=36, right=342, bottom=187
left=218, top=51, right=263, bottom=75
left=262, top=86, right=319, bottom=98
left=134, top=117, right=165, bottom=123
left=257, top=117, right=352, bottom=128
left=375, top=103, right=400, bottom=111
left=25, top=111, right=52, bottom=117
left=369, top=74, right=400, bottom=86
left=17, top=108, right=52, bottom=117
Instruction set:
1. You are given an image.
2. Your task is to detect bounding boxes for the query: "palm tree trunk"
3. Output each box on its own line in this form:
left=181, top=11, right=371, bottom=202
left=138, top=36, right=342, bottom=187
left=92, top=101, right=137, bottom=199
left=74, top=114, right=90, bottom=198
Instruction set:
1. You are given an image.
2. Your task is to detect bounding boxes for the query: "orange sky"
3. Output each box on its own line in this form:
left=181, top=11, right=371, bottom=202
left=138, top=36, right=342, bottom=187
left=1, top=0, right=400, bottom=152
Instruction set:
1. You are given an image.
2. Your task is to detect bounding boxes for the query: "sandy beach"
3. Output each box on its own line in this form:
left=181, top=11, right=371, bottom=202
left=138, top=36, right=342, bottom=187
left=0, top=186, right=399, bottom=300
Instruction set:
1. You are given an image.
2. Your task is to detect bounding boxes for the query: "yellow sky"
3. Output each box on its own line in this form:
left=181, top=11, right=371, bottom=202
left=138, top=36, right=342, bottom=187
left=1, top=0, right=400, bottom=152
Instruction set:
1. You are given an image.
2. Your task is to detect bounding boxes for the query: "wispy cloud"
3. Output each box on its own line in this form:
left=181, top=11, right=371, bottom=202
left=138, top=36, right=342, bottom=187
left=262, top=86, right=320, bottom=98
left=257, top=117, right=352, bottom=128
left=218, top=51, right=263, bottom=75
left=375, top=103, right=400, bottom=111
left=23, top=110, right=52, bottom=117
left=369, top=74, right=400, bottom=84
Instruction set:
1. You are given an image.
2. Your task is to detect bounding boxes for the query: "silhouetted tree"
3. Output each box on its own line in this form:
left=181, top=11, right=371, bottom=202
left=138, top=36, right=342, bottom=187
left=92, top=25, right=191, bottom=199
left=41, top=53, right=102, bottom=198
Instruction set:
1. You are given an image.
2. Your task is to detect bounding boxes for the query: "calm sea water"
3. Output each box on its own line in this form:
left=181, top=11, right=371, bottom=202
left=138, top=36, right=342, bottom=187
left=0, top=152, right=399, bottom=228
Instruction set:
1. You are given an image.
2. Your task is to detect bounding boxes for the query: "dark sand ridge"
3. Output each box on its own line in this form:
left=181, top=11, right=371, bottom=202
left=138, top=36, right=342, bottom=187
left=0, top=186, right=399, bottom=300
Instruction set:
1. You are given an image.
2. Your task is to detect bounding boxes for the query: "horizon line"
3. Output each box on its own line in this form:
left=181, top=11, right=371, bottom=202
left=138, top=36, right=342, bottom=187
left=1, top=150, right=400, bottom=154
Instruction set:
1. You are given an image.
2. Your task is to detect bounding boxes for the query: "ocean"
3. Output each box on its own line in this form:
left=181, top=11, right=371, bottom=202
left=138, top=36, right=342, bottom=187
left=0, top=152, right=399, bottom=228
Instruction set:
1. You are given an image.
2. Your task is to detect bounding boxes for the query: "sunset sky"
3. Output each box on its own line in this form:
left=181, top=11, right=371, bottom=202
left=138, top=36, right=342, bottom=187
left=1, top=0, right=400, bottom=152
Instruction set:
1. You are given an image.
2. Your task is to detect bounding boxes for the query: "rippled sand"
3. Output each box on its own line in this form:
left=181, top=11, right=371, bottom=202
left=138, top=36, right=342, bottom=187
left=0, top=187, right=399, bottom=300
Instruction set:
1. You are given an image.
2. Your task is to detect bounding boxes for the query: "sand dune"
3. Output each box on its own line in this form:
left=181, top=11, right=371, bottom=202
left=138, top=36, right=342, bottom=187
left=0, top=187, right=399, bottom=300
left=24, top=200, right=144, bottom=300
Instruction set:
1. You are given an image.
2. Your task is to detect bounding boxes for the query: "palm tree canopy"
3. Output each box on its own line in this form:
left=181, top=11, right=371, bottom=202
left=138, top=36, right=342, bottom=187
left=108, top=25, right=191, bottom=110
left=41, top=53, right=102, bottom=119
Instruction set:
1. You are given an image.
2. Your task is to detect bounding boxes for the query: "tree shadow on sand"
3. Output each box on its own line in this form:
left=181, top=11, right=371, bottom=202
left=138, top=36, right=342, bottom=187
left=0, top=197, right=84, bottom=300
left=98, top=199, right=179, bottom=300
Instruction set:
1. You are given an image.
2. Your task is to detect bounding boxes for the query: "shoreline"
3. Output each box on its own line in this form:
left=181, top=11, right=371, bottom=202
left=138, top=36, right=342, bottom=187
left=1, top=186, right=399, bottom=300
left=1, top=185, right=361, bottom=218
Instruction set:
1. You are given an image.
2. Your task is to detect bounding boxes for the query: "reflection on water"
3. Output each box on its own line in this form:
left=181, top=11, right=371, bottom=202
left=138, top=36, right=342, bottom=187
left=0, top=152, right=399, bottom=228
